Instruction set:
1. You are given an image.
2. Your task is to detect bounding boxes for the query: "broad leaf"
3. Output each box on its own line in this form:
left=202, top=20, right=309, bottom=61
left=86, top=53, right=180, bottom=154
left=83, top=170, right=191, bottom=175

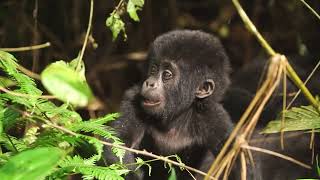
left=41, top=61, right=94, bottom=107
left=0, top=147, right=63, bottom=180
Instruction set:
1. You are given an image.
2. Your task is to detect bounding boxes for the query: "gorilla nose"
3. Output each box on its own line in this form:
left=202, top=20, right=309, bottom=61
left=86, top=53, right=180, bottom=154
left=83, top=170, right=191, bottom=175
left=144, top=79, right=158, bottom=89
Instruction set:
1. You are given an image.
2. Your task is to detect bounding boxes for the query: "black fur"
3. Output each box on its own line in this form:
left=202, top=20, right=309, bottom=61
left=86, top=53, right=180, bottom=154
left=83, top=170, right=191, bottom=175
left=104, top=30, right=235, bottom=179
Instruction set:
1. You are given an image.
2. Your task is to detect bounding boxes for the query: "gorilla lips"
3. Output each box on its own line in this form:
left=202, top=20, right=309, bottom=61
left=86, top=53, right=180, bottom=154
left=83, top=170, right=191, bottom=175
left=142, top=98, right=161, bottom=107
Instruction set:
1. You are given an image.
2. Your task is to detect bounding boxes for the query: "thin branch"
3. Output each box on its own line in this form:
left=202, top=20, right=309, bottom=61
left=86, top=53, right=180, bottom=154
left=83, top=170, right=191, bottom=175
left=17, top=65, right=41, bottom=80
left=0, top=42, right=51, bottom=52
left=299, top=0, right=320, bottom=21
left=113, top=0, right=125, bottom=14
left=285, top=59, right=319, bottom=108
left=0, top=86, right=55, bottom=99
left=281, top=59, right=287, bottom=150
left=77, top=0, right=94, bottom=71
left=240, top=152, right=247, bottom=180
left=242, top=145, right=311, bottom=169
left=287, top=59, right=320, bottom=109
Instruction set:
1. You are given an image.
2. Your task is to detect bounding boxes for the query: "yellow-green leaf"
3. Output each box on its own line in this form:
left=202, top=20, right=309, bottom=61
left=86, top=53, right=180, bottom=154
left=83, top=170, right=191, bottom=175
left=41, top=61, right=94, bottom=107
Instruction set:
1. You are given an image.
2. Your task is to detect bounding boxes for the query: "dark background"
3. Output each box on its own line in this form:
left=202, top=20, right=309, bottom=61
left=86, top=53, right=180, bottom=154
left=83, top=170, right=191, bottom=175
left=0, top=0, right=319, bottom=113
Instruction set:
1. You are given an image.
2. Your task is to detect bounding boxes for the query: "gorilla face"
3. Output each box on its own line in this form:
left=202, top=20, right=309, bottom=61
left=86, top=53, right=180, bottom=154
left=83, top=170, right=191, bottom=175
left=140, top=61, right=179, bottom=116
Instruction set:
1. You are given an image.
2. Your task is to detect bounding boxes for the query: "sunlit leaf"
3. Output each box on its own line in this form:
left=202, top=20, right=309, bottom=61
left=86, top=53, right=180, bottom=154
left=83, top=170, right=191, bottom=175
left=131, top=0, right=144, bottom=7
left=0, top=147, right=63, bottom=180
left=41, top=61, right=94, bottom=107
left=127, top=0, right=144, bottom=21
left=127, top=0, right=139, bottom=21
left=106, top=13, right=126, bottom=40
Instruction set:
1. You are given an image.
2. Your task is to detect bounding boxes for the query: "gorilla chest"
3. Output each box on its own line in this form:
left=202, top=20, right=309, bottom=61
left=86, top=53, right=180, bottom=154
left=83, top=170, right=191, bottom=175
left=144, top=127, right=195, bottom=154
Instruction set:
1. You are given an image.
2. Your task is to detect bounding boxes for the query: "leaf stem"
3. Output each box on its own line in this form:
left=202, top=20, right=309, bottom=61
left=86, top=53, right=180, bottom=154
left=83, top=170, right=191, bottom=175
left=77, top=0, right=94, bottom=71
left=285, top=60, right=319, bottom=108
left=0, top=42, right=51, bottom=52
left=299, top=0, right=320, bottom=21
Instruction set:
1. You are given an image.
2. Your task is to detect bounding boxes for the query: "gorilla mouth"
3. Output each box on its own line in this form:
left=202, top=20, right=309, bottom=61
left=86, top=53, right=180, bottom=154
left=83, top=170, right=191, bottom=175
left=143, top=98, right=161, bottom=107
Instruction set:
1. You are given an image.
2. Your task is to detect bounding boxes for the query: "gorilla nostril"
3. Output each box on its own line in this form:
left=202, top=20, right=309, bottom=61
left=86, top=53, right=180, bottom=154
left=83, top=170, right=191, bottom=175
left=145, top=80, right=156, bottom=88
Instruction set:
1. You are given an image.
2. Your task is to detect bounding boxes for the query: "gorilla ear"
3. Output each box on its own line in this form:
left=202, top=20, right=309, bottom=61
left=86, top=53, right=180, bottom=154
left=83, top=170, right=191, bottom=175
left=195, top=79, right=215, bottom=98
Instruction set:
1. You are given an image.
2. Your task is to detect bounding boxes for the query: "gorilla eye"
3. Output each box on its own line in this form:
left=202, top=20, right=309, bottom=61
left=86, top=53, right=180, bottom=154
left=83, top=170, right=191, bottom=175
left=162, top=70, right=173, bottom=81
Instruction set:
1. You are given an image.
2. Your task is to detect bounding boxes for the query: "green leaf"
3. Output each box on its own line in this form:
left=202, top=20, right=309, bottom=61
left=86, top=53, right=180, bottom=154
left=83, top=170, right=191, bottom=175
left=69, top=56, right=86, bottom=81
left=131, top=0, right=144, bottom=7
left=41, top=61, right=94, bottom=107
left=106, top=13, right=126, bottom=40
left=127, top=0, right=144, bottom=22
left=127, top=0, right=140, bottom=21
left=0, top=135, right=27, bottom=152
left=70, top=121, right=125, bottom=162
left=168, top=167, right=177, bottom=180
left=58, top=155, right=128, bottom=180
left=0, top=51, right=42, bottom=107
left=135, top=157, right=152, bottom=176
left=262, top=105, right=320, bottom=134
left=0, top=147, right=63, bottom=180
left=0, top=107, right=21, bottom=131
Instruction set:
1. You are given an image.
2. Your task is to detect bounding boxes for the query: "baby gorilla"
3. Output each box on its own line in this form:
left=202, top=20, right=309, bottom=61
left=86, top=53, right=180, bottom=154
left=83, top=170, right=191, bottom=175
left=105, top=30, right=234, bottom=180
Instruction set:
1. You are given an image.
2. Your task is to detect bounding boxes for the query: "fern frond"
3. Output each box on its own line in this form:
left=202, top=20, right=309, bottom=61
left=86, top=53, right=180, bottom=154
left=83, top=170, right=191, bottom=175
left=0, top=134, right=28, bottom=152
left=33, top=131, right=83, bottom=148
left=58, top=155, right=129, bottom=180
left=36, top=101, right=82, bottom=126
left=0, top=51, right=42, bottom=107
left=71, top=122, right=125, bottom=161
left=89, top=113, right=120, bottom=125
left=0, top=107, right=21, bottom=131
left=111, top=141, right=126, bottom=164
left=263, top=105, right=320, bottom=133
left=80, top=135, right=104, bottom=160
left=70, top=121, right=122, bottom=144
left=0, top=152, right=11, bottom=165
